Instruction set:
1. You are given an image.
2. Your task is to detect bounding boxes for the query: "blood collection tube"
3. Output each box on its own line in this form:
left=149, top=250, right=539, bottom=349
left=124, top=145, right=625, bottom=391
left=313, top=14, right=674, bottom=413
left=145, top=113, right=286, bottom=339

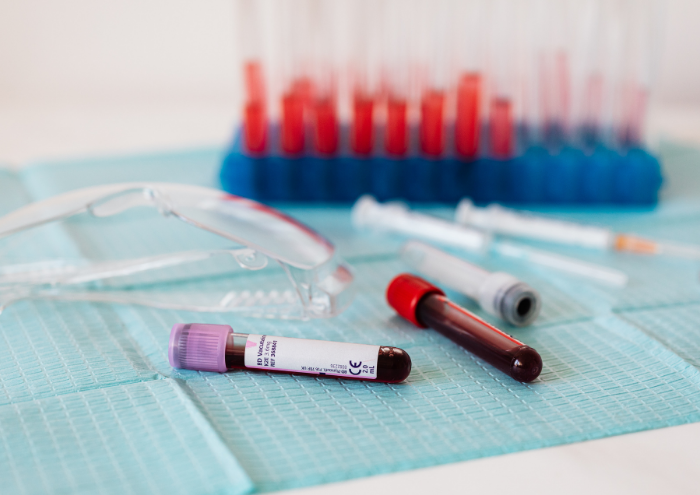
left=382, top=0, right=409, bottom=157
left=420, top=90, right=446, bottom=156
left=243, top=61, right=267, bottom=153
left=307, top=0, right=340, bottom=156
left=387, top=274, right=542, bottom=382
left=170, top=323, right=411, bottom=383
left=386, top=98, right=408, bottom=156
left=487, top=0, right=516, bottom=159
left=281, top=88, right=305, bottom=154
left=401, top=240, right=541, bottom=327
left=489, top=97, right=513, bottom=158
left=349, top=0, right=381, bottom=156
left=276, top=0, right=313, bottom=155
left=418, top=0, right=451, bottom=157
left=236, top=0, right=267, bottom=154
left=617, top=0, right=661, bottom=149
left=453, top=0, right=484, bottom=159
left=314, top=96, right=339, bottom=155
left=455, top=73, right=481, bottom=158
left=352, top=93, right=374, bottom=155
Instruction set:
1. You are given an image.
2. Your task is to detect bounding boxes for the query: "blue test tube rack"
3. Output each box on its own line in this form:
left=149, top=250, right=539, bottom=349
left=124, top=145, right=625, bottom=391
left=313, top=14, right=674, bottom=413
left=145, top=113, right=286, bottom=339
left=220, top=124, right=663, bottom=205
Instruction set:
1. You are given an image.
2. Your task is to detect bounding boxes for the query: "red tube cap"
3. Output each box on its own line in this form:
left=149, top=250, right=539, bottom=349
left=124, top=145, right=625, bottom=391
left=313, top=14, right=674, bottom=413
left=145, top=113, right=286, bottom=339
left=386, top=273, right=445, bottom=328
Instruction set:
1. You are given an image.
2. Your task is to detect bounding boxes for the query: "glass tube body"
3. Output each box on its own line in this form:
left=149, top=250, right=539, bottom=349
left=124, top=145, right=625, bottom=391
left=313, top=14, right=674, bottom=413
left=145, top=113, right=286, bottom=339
left=224, top=332, right=411, bottom=383
left=416, top=294, right=542, bottom=382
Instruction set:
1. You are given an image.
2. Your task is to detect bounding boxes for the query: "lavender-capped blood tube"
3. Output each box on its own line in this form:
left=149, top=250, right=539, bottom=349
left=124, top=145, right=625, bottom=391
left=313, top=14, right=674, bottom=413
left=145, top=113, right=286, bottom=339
left=169, top=323, right=411, bottom=383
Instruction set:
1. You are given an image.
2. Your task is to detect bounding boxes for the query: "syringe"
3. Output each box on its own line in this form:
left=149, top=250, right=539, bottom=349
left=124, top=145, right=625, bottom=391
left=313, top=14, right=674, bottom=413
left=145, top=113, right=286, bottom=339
left=352, top=195, right=488, bottom=251
left=401, top=240, right=542, bottom=326
left=352, top=196, right=628, bottom=286
left=456, top=199, right=700, bottom=260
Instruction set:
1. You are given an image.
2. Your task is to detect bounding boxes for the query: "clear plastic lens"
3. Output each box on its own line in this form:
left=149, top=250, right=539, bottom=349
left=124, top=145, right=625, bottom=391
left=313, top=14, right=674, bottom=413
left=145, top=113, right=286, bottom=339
left=0, top=183, right=354, bottom=320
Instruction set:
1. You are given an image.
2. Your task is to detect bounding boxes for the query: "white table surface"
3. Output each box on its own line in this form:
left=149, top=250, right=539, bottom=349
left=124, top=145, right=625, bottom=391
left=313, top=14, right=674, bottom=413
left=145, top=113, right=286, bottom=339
left=1, top=101, right=699, bottom=495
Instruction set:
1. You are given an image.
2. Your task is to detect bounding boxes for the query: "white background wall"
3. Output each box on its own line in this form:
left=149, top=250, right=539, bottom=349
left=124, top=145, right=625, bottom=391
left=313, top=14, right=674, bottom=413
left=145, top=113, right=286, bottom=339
left=0, top=0, right=699, bottom=165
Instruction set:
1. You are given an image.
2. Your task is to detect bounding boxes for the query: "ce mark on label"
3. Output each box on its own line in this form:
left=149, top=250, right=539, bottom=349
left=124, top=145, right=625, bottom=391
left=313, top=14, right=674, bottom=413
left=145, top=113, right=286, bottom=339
left=348, top=360, right=362, bottom=375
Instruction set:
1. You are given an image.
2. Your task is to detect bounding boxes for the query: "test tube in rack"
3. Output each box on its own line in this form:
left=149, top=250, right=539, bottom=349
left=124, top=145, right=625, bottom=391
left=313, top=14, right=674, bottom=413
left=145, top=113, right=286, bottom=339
left=236, top=0, right=268, bottom=154
left=309, top=0, right=341, bottom=156
left=487, top=0, right=516, bottom=159
left=277, top=0, right=310, bottom=155
left=383, top=0, right=411, bottom=157
left=419, top=0, right=452, bottom=157
left=350, top=0, right=382, bottom=156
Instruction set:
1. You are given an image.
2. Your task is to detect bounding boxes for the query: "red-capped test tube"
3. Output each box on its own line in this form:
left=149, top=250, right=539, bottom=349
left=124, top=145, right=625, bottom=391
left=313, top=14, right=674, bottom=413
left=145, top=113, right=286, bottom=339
left=386, top=274, right=542, bottom=382
left=418, top=0, right=452, bottom=157
left=169, top=323, right=411, bottom=383
left=454, top=0, right=484, bottom=159
left=383, top=0, right=410, bottom=157
left=236, top=0, right=268, bottom=154
left=487, top=0, right=516, bottom=159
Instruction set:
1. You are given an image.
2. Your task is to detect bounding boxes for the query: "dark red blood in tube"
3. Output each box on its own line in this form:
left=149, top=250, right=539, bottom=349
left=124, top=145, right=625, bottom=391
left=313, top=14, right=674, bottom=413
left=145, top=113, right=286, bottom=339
left=170, top=323, right=412, bottom=384
left=489, top=97, right=513, bottom=159
left=420, top=90, right=445, bottom=156
left=352, top=94, right=374, bottom=155
left=281, top=92, right=304, bottom=154
left=244, top=101, right=267, bottom=153
left=455, top=73, right=481, bottom=158
left=386, top=98, right=408, bottom=156
left=387, top=274, right=542, bottom=383
left=224, top=337, right=411, bottom=383
left=314, top=97, right=339, bottom=155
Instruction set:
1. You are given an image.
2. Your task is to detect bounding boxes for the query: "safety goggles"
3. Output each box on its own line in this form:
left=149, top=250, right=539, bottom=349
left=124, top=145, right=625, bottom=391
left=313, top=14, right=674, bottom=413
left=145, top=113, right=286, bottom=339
left=0, top=183, right=354, bottom=319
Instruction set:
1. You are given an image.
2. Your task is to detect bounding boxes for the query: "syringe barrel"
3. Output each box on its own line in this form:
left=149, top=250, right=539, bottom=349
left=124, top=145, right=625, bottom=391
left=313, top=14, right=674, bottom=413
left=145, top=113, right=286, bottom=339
left=400, top=240, right=488, bottom=299
left=456, top=199, right=613, bottom=249
left=352, top=196, right=488, bottom=251
left=400, top=240, right=541, bottom=326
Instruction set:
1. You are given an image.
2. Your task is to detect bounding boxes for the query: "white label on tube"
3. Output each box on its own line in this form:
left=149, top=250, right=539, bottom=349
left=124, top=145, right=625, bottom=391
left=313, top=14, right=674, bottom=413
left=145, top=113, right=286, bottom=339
left=244, top=334, right=380, bottom=379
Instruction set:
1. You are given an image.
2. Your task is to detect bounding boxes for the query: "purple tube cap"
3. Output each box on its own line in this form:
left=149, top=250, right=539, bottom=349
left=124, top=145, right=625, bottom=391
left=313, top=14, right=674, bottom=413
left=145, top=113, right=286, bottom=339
left=169, top=323, right=231, bottom=373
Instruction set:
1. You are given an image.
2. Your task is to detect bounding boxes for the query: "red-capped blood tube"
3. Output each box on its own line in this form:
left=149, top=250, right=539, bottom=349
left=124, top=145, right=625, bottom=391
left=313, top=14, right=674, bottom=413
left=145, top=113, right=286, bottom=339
left=489, top=97, right=513, bottom=158
left=386, top=97, right=408, bottom=156
left=455, top=73, right=481, bottom=159
left=352, top=94, right=374, bottom=155
left=420, top=90, right=445, bottom=156
left=386, top=274, right=542, bottom=382
left=244, top=99, right=267, bottom=154
left=170, top=323, right=411, bottom=383
left=314, top=96, right=339, bottom=155
left=242, top=62, right=267, bottom=153
left=236, top=0, right=267, bottom=153
left=281, top=88, right=305, bottom=154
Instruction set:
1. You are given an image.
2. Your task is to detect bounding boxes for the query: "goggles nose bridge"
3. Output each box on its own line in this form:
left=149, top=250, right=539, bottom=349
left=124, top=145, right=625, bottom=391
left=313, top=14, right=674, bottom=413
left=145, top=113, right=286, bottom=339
left=231, top=248, right=268, bottom=270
